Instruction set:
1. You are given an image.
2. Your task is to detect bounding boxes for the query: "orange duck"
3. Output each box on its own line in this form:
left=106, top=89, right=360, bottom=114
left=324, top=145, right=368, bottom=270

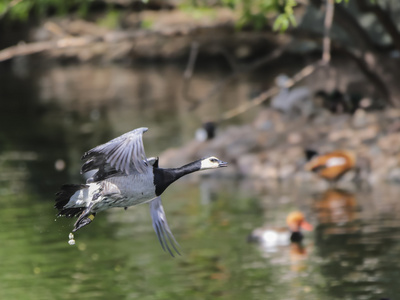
left=248, top=211, right=313, bottom=252
left=304, top=149, right=357, bottom=183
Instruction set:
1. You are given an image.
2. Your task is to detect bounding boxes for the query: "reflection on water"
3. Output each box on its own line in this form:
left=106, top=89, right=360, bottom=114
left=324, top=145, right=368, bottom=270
left=313, top=187, right=400, bottom=299
left=2, top=170, right=400, bottom=299
left=1, top=61, right=399, bottom=299
left=314, top=188, right=360, bottom=235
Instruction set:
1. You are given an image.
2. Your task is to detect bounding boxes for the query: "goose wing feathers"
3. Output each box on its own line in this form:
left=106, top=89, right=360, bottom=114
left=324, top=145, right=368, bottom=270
left=81, top=127, right=149, bottom=182
left=149, top=197, right=180, bottom=257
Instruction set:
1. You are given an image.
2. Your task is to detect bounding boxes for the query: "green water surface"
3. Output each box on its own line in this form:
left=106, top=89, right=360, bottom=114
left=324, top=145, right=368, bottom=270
left=0, top=60, right=399, bottom=300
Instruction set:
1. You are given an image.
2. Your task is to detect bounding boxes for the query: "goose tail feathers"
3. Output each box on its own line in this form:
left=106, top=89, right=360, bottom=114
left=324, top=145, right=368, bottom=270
left=55, top=184, right=88, bottom=218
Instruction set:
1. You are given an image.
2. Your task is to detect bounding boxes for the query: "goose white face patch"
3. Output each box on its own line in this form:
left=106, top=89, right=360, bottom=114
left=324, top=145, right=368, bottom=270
left=325, top=157, right=347, bottom=168
left=200, top=156, right=221, bottom=170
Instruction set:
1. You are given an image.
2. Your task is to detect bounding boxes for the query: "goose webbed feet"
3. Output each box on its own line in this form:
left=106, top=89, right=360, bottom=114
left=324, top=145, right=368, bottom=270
left=73, top=203, right=96, bottom=232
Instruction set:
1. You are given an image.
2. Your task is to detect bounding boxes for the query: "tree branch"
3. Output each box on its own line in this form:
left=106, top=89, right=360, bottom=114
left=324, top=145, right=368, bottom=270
left=0, top=23, right=238, bottom=63
left=220, top=62, right=319, bottom=121
left=355, top=0, right=400, bottom=52
left=322, top=0, right=334, bottom=64
left=0, top=36, right=99, bottom=62
left=291, top=26, right=393, bottom=106
left=182, top=41, right=200, bottom=104
left=332, top=45, right=393, bottom=106
left=310, top=0, right=378, bottom=51
left=187, top=45, right=288, bottom=111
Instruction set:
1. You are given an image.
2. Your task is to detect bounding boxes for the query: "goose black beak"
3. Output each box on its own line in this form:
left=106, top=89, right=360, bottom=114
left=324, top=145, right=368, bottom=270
left=218, top=160, right=228, bottom=167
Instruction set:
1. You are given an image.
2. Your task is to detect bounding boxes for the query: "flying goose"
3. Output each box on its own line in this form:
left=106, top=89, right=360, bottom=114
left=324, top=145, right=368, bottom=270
left=55, top=127, right=227, bottom=256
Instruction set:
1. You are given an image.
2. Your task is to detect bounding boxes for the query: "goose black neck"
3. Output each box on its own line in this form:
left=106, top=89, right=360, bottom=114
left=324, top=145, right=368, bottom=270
left=154, top=160, right=202, bottom=196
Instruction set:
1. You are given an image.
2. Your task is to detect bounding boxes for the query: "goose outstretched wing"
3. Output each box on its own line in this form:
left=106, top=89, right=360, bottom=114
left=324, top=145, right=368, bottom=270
left=81, top=127, right=149, bottom=182
left=149, top=197, right=180, bottom=257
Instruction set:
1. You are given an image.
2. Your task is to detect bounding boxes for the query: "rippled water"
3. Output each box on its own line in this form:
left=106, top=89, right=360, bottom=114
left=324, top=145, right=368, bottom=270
left=0, top=60, right=399, bottom=299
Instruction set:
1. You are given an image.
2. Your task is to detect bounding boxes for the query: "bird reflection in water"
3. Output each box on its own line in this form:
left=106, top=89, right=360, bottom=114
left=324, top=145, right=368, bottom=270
left=313, top=188, right=360, bottom=235
left=248, top=211, right=313, bottom=271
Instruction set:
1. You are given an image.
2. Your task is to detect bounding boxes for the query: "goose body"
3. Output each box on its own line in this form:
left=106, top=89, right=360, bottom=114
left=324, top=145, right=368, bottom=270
left=67, top=174, right=157, bottom=212
left=55, top=127, right=227, bottom=256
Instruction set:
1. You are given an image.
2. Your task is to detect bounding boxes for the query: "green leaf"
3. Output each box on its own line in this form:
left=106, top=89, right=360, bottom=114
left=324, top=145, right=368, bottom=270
left=221, top=0, right=236, bottom=9
left=288, top=13, right=297, bottom=26
left=9, top=1, right=33, bottom=21
left=273, top=14, right=291, bottom=32
left=140, top=19, right=153, bottom=29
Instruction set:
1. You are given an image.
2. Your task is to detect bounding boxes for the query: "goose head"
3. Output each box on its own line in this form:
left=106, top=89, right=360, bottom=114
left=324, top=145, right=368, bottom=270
left=200, top=156, right=228, bottom=170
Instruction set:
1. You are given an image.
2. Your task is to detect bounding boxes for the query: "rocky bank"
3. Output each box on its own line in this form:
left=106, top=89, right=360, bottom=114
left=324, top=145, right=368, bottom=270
left=160, top=107, right=400, bottom=187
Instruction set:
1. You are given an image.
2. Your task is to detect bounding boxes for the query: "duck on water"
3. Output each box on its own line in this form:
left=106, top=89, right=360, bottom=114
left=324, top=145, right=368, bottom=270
left=248, top=211, right=313, bottom=252
left=55, top=127, right=227, bottom=256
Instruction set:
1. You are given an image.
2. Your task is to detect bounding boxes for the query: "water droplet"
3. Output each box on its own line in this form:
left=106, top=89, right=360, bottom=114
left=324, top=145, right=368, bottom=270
left=68, top=239, right=76, bottom=246
left=68, top=233, right=74, bottom=239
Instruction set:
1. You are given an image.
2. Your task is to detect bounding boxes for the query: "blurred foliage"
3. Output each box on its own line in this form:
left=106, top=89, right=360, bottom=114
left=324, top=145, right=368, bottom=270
left=178, top=3, right=217, bottom=20
left=140, top=18, right=153, bottom=29
left=220, top=0, right=351, bottom=31
left=0, top=0, right=357, bottom=33
left=234, top=0, right=298, bottom=31
left=0, top=0, right=89, bottom=20
left=97, top=9, right=120, bottom=29
left=178, top=0, right=350, bottom=31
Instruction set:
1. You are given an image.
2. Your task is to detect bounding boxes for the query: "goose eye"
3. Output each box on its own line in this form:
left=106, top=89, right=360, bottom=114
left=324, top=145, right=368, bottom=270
left=210, top=158, right=218, bottom=163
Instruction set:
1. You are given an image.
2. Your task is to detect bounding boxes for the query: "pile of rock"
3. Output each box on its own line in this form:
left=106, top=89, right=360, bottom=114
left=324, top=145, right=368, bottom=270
left=160, top=107, right=400, bottom=185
